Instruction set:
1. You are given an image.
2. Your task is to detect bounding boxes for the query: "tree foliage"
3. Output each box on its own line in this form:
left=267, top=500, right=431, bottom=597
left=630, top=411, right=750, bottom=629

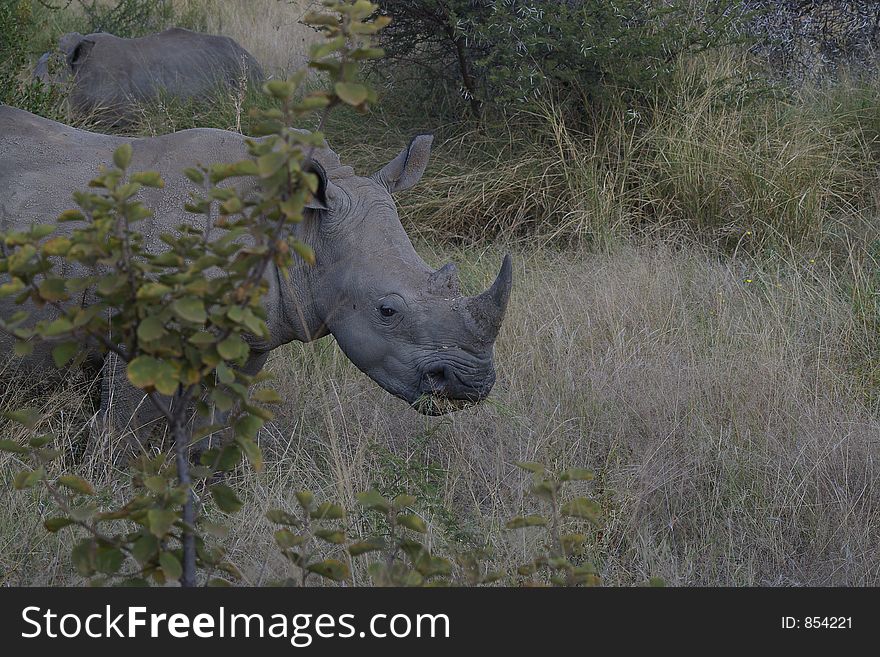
left=375, top=0, right=746, bottom=118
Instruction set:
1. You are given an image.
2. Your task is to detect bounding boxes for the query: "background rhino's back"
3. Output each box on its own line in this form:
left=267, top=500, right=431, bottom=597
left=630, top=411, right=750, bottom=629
left=76, top=28, right=263, bottom=109
left=0, top=105, right=252, bottom=243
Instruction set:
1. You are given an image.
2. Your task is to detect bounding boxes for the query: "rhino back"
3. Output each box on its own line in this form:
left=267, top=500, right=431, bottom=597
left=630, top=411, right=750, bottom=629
left=1, top=105, right=260, bottom=253
left=0, top=106, right=340, bottom=354
left=71, top=28, right=264, bottom=115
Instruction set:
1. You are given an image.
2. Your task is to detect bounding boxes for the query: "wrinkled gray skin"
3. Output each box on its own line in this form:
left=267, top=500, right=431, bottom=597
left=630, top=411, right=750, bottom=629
left=33, top=28, right=264, bottom=125
left=0, top=106, right=511, bottom=437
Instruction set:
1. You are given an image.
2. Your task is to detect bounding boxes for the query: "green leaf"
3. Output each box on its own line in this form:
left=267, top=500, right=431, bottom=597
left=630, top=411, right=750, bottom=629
left=42, top=317, right=73, bottom=337
left=397, top=514, right=427, bottom=533
left=264, top=79, right=296, bottom=99
left=216, top=361, right=235, bottom=384
left=505, top=515, right=548, bottom=529
left=0, top=440, right=27, bottom=454
left=218, top=334, right=248, bottom=361
left=131, top=534, right=159, bottom=565
left=392, top=494, right=417, bottom=510
left=38, top=278, right=67, bottom=302
left=252, top=388, right=281, bottom=403
left=159, top=552, right=183, bottom=581
left=143, top=476, right=167, bottom=494
left=171, top=297, right=207, bottom=324
left=266, top=509, right=301, bottom=527
left=153, top=361, right=180, bottom=397
left=95, top=547, right=125, bottom=575
left=560, top=497, right=602, bottom=524
left=43, top=516, right=74, bottom=532
left=127, top=356, right=161, bottom=389
left=13, top=468, right=43, bottom=489
left=3, top=407, right=40, bottom=429
left=334, top=81, right=368, bottom=106
left=52, top=342, right=79, bottom=368
left=257, top=151, right=287, bottom=178
left=28, top=434, right=55, bottom=448
left=348, top=538, right=385, bottom=556
left=13, top=340, right=33, bottom=357
left=137, top=316, right=167, bottom=342
left=561, top=533, right=588, bottom=552
left=236, top=435, right=263, bottom=472
left=113, top=143, right=133, bottom=169
left=207, top=577, right=233, bottom=587
left=294, top=491, right=314, bottom=511
left=306, top=559, right=350, bottom=582
left=201, top=521, right=229, bottom=539
left=314, top=529, right=346, bottom=544
left=516, top=461, right=546, bottom=474
left=130, top=171, right=164, bottom=188
left=184, top=167, right=205, bottom=184
left=560, top=468, right=594, bottom=482
left=310, top=501, right=345, bottom=520
left=211, top=484, right=243, bottom=513
left=274, top=529, right=306, bottom=549
left=147, top=509, right=178, bottom=538
left=71, top=540, right=95, bottom=577
left=234, top=414, right=263, bottom=440
left=57, top=475, right=95, bottom=496
left=215, top=444, right=242, bottom=471
left=292, top=240, right=317, bottom=266
left=356, top=489, right=390, bottom=514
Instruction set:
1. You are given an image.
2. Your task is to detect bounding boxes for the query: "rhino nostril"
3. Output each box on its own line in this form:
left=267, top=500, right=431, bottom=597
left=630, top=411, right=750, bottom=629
left=425, top=364, right=448, bottom=391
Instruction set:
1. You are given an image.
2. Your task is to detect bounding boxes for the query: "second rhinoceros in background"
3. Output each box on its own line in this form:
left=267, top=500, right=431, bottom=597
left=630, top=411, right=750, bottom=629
left=34, top=27, right=264, bottom=124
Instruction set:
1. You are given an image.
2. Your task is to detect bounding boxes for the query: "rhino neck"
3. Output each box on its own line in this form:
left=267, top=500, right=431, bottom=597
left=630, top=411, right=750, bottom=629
left=262, top=214, right=329, bottom=348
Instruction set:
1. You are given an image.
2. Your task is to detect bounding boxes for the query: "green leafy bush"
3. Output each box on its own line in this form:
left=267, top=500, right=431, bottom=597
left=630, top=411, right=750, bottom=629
left=76, top=0, right=174, bottom=38
left=265, top=462, right=606, bottom=587
left=0, top=0, right=64, bottom=115
left=376, top=0, right=746, bottom=119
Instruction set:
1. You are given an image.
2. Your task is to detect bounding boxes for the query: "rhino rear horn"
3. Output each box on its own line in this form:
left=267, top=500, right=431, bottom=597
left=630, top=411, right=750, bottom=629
left=466, top=254, right=512, bottom=342
left=429, top=262, right=461, bottom=295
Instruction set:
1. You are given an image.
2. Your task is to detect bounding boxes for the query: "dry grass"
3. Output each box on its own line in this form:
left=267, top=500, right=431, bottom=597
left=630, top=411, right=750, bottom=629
left=3, top=243, right=878, bottom=586
left=174, top=0, right=321, bottom=77
left=354, top=56, right=880, bottom=253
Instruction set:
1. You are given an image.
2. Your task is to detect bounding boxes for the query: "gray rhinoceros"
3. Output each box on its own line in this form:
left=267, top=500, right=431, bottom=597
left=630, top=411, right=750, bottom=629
left=33, top=28, right=264, bottom=124
left=0, top=105, right=511, bottom=431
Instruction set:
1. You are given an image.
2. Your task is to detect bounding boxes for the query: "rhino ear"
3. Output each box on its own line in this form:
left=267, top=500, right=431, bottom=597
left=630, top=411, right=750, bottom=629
left=371, top=133, right=433, bottom=194
left=304, top=160, right=329, bottom=211
left=58, top=32, right=84, bottom=57
left=61, top=34, right=95, bottom=71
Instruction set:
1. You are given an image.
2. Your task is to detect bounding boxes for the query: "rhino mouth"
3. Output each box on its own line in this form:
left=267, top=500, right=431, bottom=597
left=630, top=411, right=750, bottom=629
left=410, top=394, right=475, bottom=416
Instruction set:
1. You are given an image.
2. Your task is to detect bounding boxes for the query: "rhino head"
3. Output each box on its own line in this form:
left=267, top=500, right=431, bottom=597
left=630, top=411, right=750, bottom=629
left=33, top=33, right=94, bottom=84
left=293, top=135, right=511, bottom=415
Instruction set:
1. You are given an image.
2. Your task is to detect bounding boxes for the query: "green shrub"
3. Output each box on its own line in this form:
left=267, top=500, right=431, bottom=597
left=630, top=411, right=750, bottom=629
left=76, top=0, right=174, bottom=38
left=0, top=0, right=64, bottom=116
left=376, top=0, right=746, bottom=120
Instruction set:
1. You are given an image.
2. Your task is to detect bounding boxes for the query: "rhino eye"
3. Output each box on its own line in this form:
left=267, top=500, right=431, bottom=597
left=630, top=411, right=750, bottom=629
left=380, top=305, right=397, bottom=318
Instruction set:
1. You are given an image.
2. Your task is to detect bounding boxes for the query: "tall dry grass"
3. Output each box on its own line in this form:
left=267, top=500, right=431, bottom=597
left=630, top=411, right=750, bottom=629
left=175, top=0, right=320, bottom=76
left=352, top=56, right=880, bottom=253
left=3, top=243, right=878, bottom=586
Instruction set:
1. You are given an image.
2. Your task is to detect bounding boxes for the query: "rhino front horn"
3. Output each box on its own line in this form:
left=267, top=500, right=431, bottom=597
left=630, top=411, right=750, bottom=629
left=466, top=254, right=512, bottom=342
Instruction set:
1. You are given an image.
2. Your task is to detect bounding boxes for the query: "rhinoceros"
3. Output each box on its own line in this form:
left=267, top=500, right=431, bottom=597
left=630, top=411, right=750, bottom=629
left=0, top=105, right=511, bottom=433
left=33, top=28, right=264, bottom=124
